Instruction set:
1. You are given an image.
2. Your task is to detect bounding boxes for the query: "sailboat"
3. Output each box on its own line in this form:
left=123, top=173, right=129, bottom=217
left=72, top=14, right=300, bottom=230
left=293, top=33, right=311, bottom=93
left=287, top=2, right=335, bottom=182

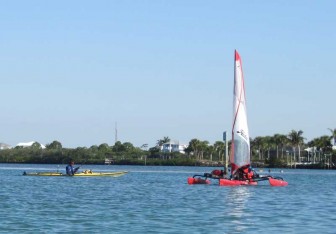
left=188, top=50, right=288, bottom=186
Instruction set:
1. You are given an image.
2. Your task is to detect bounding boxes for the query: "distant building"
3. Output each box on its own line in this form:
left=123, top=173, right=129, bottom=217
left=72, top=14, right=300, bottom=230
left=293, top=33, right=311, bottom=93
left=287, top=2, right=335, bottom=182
left=16, top=141, right=46, bottom=149
left=160, top=141, right=188, bottom=154
left=332, top=138, right=336, bottom=150
left=0, top=143, right=11, bottom=150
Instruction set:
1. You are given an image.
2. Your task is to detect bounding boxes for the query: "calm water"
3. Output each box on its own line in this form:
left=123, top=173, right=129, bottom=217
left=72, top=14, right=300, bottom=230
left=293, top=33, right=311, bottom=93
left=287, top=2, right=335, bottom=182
left=0, top=164, right=335, bottom=234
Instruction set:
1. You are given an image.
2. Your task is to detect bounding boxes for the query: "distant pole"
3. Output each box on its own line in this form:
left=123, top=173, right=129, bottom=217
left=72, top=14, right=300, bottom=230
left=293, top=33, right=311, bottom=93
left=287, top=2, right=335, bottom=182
left=223, top=131, right=228, bottom=174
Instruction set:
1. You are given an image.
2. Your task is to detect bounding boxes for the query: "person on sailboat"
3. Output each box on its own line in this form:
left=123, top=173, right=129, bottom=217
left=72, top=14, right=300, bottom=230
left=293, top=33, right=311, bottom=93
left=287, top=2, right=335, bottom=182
left=210, top=169, right=225, bottom=178
left=245, top=166, right=259, bottom=180
left=233, top=165, right=258, bottom=181
left=66, top=160, right=80, bottom=176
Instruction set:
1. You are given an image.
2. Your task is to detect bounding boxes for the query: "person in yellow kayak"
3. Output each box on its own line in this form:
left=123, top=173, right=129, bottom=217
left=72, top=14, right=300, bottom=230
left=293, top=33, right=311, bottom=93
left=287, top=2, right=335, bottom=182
left=66, top=160, right=80, bottom=176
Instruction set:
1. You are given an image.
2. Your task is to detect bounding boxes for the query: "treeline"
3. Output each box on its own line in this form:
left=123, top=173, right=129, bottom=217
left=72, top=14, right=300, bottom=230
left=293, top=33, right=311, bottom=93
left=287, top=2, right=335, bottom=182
left=0, top=129, right=335, bottom=168
left=184, top=129, right=336, bottom=168
left=0, top=140, right=196, bottom=166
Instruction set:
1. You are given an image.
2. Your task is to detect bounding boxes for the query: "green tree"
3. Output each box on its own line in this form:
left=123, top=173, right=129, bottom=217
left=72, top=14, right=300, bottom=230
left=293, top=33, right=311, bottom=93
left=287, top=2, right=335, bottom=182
left=251, top=137, right=263, bottom=160
left=156, top=136, right=170, bottom=147
left=273, top=134, right=286, bottom=159
left=214, top=141, right=225, bottom=162
left=206, top=145, right=215, bottom=161
left=263, top=136, right=274, bottom=160
left=288, top=130, right=305, bottom=164
left=328, top=128, right=336, bottom=146
left=90, top=145, right=99, bottom=151
left=98, top=143, right=110, bottom=152
left=46, top=141, right=62, bottom=150
left=198, top=140, right=209, bottom=160
left=112, top=141, right=125, bottom=153
left=149, top=146, right=160, bottom=157
left=122, top=142, right=135, bottom=151
left=32, top=142, right=42, bottom=149
left=277, top=134, right=289, bottom=159
left=187, top=139, right=201, bottom=160
left=314, top=136, right=332, bottom=153
left=257, top=136, right=271, bottom=160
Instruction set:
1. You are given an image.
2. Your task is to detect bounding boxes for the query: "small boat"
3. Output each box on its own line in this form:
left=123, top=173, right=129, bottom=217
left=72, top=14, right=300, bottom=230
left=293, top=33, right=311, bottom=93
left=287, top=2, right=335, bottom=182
left=188, top=50, right=288, bottom=187
left=23, top=170, right=128, bottom=177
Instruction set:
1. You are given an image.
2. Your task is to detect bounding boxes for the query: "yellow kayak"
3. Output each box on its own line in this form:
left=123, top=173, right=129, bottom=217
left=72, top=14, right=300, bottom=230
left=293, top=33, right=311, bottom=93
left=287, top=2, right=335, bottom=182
left=23, top=170, right=128, bottom=177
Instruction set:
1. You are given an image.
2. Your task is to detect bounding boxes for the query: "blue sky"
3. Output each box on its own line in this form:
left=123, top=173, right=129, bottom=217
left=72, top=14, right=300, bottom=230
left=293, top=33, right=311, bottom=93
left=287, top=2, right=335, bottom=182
left=0, top=1, right=335, bottom=148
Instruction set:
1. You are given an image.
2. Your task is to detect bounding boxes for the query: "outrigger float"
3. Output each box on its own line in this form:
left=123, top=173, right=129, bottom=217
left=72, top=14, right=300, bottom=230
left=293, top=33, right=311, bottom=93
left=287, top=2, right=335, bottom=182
left=188, top=50, right=288, bottom=187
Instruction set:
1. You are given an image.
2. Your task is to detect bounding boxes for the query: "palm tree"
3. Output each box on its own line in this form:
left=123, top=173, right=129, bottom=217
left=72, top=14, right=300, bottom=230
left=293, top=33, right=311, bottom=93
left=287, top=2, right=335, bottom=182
left=207, top=145, right=215, bottom=161
left=251, top=137, right=263, bottom=160
left=279, top=134, right=289, bottom=159
left=316, top=136, right=333, bottom=153
left=188, top=139, right=201, bottom=160
left=273, top=134, right=282, bottom=159
left=272, top=134, right=288, bottom=159
left=198, top=141, right=209, bottom=160
left=257, top=136, right=272, bottom=160
left=328, top=128, right=336, bottom=146
left=214, top=141, right=225, bottom=162
left=310, top=136, right=333, bottom=167
left=307, top=139, right=316, bottom=163
left=156, top=136, right=170, bottom=147
left=288, top=130, right=305, bottom=165
left=263, top=136, right=274, bottom=160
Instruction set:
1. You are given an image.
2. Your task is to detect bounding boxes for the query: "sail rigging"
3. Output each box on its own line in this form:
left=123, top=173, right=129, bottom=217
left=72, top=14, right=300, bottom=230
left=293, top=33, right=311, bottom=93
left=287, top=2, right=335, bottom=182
left=230, top=50, right=250, bottom=176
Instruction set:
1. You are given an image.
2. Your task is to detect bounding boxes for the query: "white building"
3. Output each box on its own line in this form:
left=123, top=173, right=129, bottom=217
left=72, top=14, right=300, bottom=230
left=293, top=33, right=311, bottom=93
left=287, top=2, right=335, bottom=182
left=16, top=141, right=46, bottom=149
left=0, top=143, right=11, bottom=150
left=160, top=141, right=188, bottom=154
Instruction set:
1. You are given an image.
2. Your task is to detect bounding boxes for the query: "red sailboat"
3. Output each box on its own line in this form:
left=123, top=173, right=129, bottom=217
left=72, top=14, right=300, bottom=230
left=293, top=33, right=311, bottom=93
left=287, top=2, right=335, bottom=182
left=188, top=50, right=288, bottom=187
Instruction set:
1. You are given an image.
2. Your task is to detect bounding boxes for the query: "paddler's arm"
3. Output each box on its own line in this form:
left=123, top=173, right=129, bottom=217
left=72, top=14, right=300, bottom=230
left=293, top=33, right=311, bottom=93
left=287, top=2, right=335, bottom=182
left=74, top=166, right=80, bottom=173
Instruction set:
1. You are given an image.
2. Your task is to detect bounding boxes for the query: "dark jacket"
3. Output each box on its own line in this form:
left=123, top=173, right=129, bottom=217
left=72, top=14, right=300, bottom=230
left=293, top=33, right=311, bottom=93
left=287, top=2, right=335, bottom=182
left=66, top=164, right=79, bottom=175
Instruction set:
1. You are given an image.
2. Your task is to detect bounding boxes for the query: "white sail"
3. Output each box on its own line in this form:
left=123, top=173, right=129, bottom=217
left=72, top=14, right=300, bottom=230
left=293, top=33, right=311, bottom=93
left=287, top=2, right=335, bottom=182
left=230, top=50, right=250, bottom=176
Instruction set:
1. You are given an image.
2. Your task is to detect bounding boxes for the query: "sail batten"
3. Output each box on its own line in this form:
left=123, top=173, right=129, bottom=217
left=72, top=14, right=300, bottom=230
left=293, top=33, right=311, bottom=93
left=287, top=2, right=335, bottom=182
left=230, top=50, right=250, bottom=176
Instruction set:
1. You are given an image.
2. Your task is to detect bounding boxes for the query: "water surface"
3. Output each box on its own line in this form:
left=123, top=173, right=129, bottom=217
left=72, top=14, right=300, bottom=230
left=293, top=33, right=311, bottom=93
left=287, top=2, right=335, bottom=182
left=0, top=164, right=335, bottom=233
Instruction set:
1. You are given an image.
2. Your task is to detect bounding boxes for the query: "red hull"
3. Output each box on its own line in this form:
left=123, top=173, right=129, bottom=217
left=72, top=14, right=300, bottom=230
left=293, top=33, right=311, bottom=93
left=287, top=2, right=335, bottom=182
left=219, top=179, right=257, bottom=186
left=269, top=177, right=288, bottom=186
left=187, top=177, right=288, bottom=186
left=187, top=177, right=210, bottom=185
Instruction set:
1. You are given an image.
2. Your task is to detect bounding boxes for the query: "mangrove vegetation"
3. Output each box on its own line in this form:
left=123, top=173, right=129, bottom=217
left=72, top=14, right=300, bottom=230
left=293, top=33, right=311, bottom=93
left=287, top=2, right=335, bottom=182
left=0, top=129, right=335, bottom=169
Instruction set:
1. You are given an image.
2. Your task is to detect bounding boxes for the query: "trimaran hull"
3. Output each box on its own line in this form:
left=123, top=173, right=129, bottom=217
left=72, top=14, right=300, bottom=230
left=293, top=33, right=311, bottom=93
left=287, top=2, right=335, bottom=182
left=188, top=50, right=288, bottom=187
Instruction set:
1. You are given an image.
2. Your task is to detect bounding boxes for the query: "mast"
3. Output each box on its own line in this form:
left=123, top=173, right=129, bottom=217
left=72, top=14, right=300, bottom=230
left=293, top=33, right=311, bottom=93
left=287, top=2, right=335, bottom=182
left=230, top=50, right=250, bottom=176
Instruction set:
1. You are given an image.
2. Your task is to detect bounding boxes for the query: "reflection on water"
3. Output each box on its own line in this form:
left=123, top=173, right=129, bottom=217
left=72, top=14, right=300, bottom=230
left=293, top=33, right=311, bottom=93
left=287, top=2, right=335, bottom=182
left=227, top=186, right=251, bottom=216
left=225, top=187, right=251, bottom=233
